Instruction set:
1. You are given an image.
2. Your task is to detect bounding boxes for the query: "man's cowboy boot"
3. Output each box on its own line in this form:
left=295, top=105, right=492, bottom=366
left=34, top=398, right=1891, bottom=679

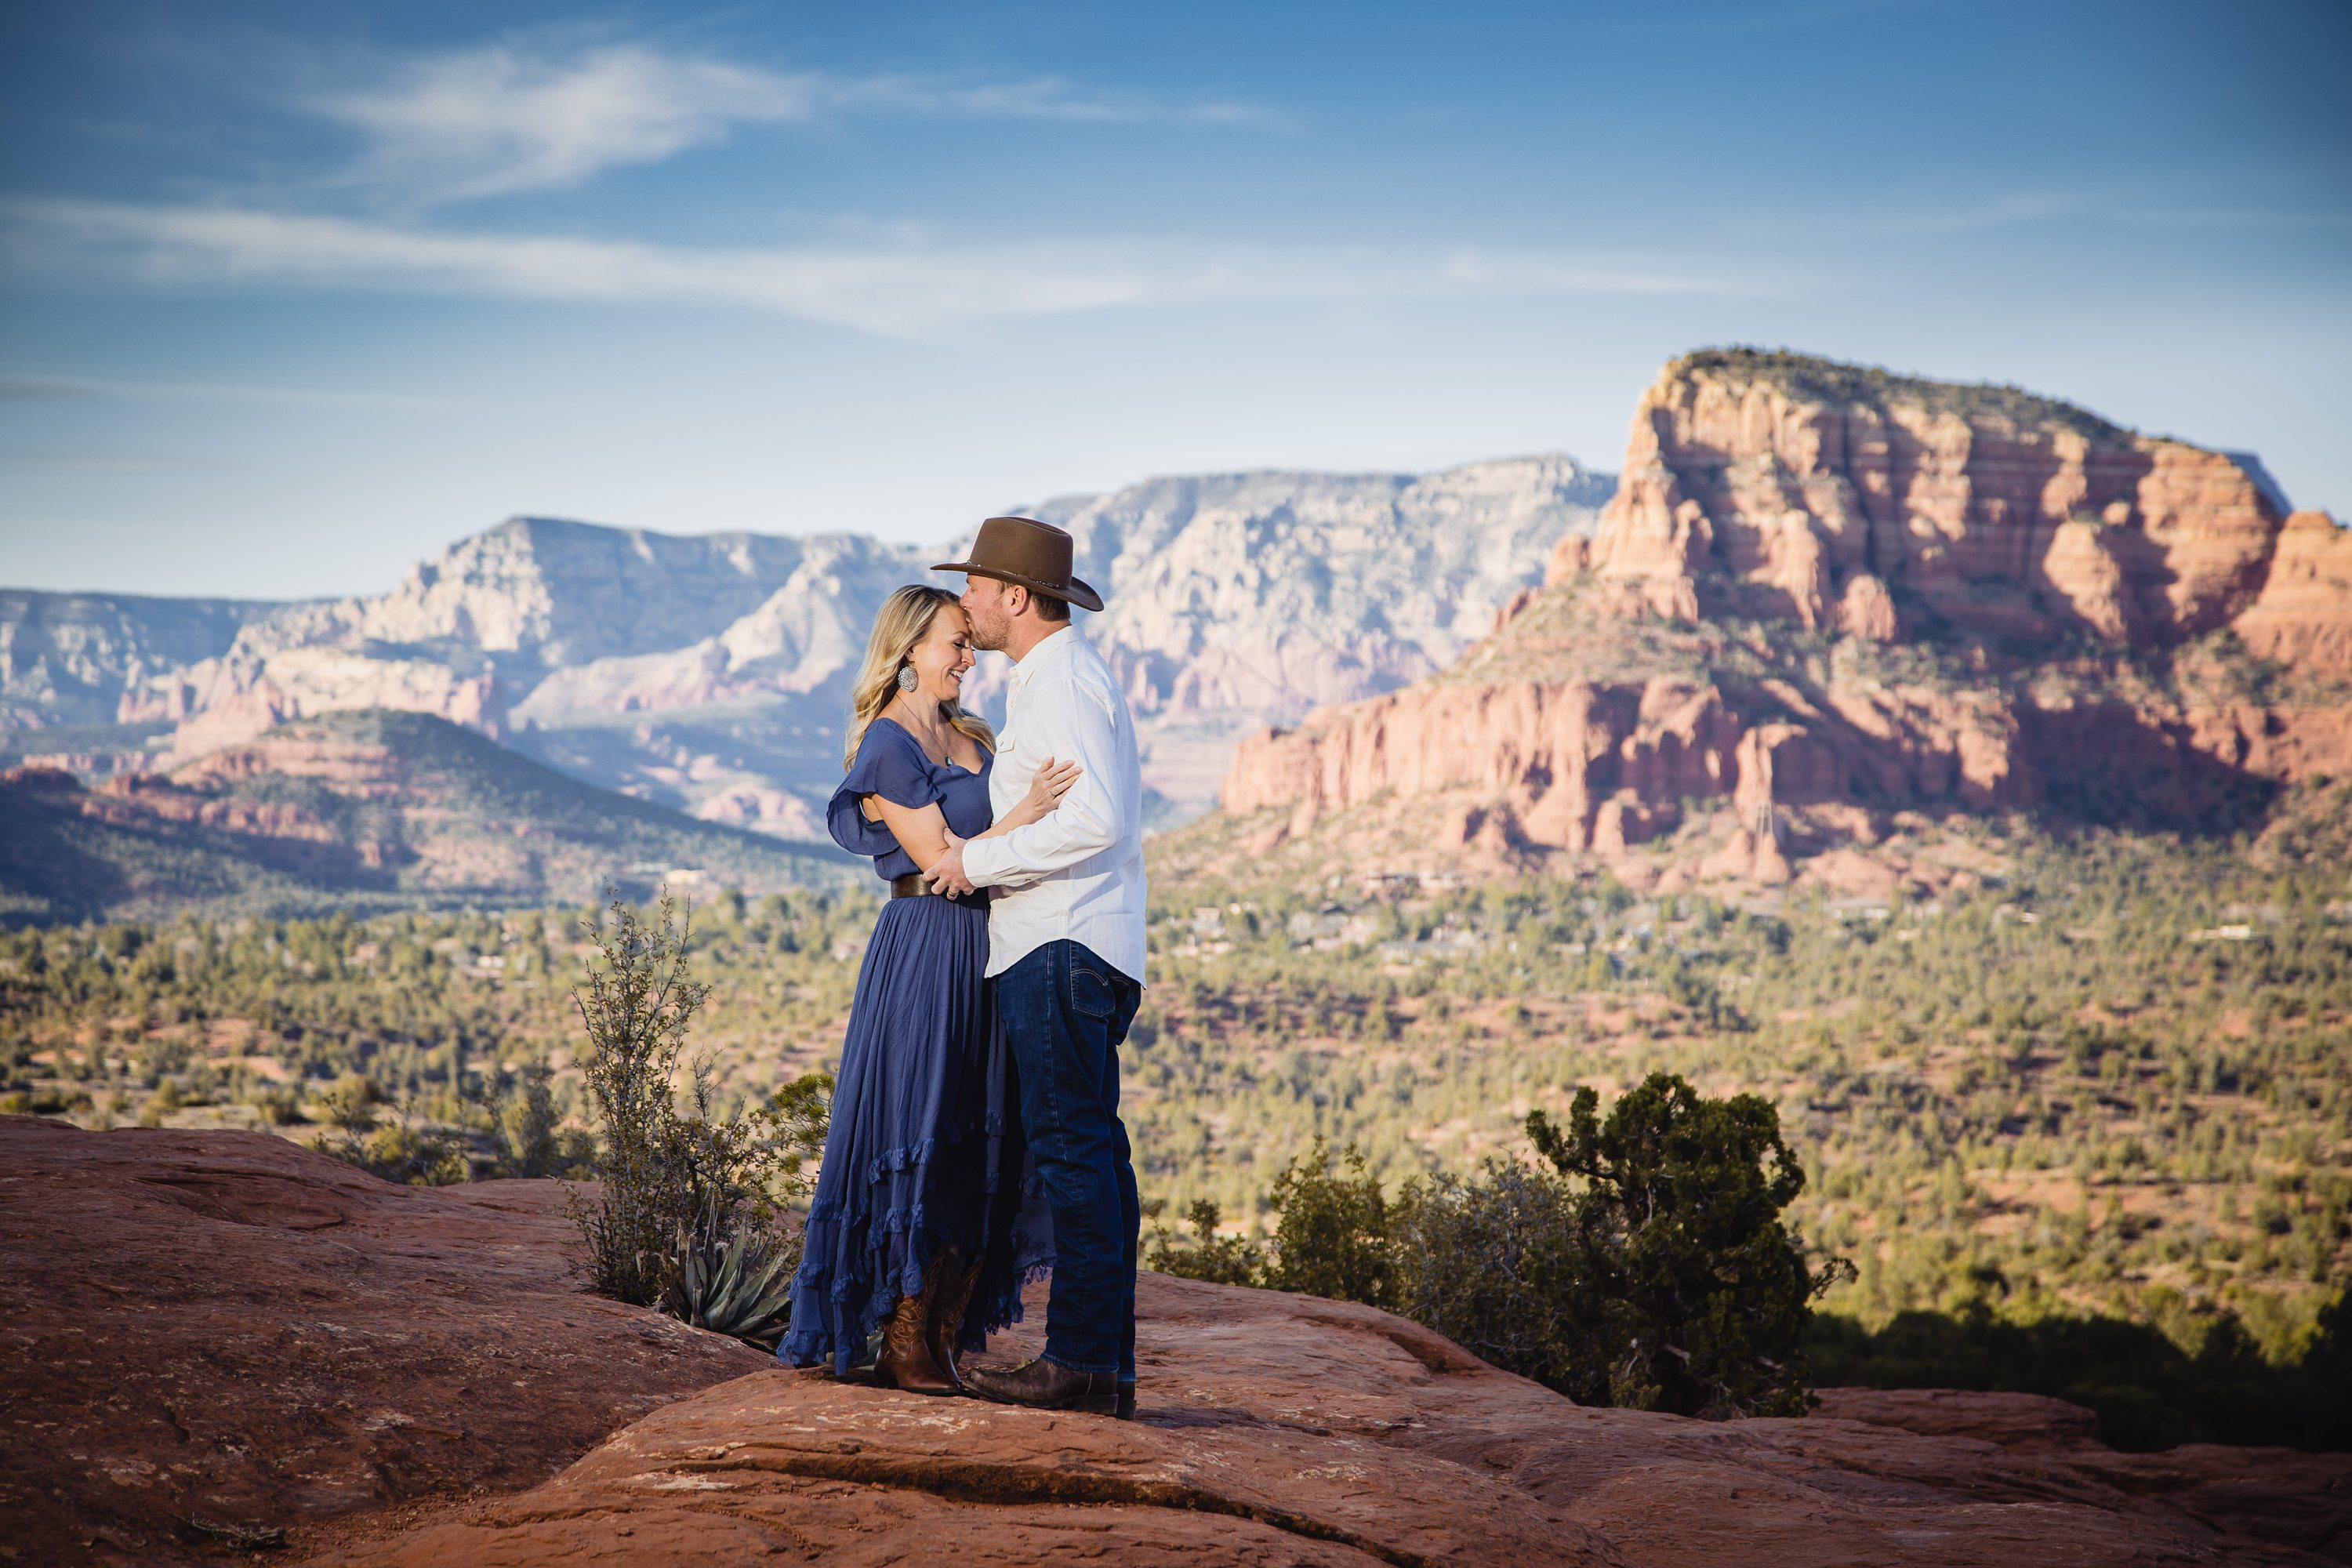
left=925, top=1249, right=983, bottom=1389
left=1116, top=1381, right=1137, bottom=1421
left=875, top=1276, right=956, bottom=1396
left=960, top=1356, right=1118, bottom=1415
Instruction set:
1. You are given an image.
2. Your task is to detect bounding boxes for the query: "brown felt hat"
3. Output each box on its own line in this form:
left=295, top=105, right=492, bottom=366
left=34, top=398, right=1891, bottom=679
left=933, top=516, right=1103, bottom=613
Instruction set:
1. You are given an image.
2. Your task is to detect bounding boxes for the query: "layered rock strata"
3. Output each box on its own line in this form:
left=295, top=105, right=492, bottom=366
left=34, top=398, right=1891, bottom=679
left=1579, top=350, right=2288, bottom=645
left=48, top=459, right=1605, bottom=823
left=0, top=709, right=851, bottom=921
left=1220, top=352, right=2352, bottom=883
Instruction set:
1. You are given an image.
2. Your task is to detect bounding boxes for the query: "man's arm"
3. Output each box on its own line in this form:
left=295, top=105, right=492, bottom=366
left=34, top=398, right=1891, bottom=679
left=956, top=675, right=1121, bottom=891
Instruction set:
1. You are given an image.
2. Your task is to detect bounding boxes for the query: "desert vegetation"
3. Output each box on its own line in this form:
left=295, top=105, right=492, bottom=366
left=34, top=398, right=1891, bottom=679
left=2, top=824, right=2347, bottom=1443
left=1152, top=1073, right=1846, bottom=1418
left=566, top=891, right=829, bottom=1349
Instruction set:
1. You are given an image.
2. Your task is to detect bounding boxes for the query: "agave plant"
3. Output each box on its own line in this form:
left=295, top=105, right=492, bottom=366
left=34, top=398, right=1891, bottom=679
left=663, top=1200, right=800, bottom=1352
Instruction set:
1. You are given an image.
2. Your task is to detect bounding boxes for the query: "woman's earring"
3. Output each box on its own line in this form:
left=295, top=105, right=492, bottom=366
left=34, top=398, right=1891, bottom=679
left=896, top=665, right=919, bottom=693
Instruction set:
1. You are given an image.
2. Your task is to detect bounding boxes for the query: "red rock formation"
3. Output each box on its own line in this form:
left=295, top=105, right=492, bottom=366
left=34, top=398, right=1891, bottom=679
left=314, top=1279, right=2352, bottom=1567
left=1579, top=350, right=2285, bottom=646
left=1221, top=599, right=2043, bottom=874
left=0, top=1117, right=767, bottom=1567
left=1214, top=352, right=2352, bottom=883
left=2235, top=510, right=2352, bottom=673
left=10, top=1120, right=2347, bottom=1567
left=0, top=763, right=82, bottom=795
left=151, top=658, right=507, bottom=768
left=69, top=768, right=407, bottom=876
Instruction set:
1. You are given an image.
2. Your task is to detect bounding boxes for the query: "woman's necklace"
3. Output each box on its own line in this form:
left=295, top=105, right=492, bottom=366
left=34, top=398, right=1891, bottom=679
left=887, top=697, right=956, bottom=766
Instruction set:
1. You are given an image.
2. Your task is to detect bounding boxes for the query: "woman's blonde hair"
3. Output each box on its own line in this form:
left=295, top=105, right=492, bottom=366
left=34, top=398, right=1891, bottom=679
left=844, top=584, right=996, bottom=771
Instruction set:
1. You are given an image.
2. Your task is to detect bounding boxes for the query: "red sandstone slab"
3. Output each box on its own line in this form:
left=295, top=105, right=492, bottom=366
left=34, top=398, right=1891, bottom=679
left=0, top=1117, right=768, bottom=1566
left=9, top=1119, right=2346, bottom=1568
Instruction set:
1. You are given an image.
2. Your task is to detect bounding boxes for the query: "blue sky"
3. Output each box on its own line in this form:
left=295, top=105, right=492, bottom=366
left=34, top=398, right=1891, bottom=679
left=2, top=0, right=2347, bottom=599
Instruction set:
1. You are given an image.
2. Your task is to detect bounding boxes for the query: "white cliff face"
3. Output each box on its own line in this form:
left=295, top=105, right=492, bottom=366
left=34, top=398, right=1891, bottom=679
left=324, top=516, right=822, bottom=663
left=511, top=535, right=939, bottom=720
left=0, top=591, right=289, bottom=730
left=18, top=455, right=1608, bottom=833
left=120, top=519, right=835, bottom=725
left=1041, top=455, right=1608, bottom=714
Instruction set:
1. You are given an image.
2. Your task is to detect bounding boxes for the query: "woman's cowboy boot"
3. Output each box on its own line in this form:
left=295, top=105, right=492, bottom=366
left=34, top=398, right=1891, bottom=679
left=925, top=1249, right=984, bottom=1388
left=876, top=1277, right=956, bottom=1396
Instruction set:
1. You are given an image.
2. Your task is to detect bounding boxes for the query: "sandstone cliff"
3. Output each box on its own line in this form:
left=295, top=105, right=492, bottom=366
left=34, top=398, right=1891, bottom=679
left=9, top=1119, right=2346, bottom=1567
left=1577, top=350, right=2291, bottom=646
left=1213, top=351, right=2352, bottom=890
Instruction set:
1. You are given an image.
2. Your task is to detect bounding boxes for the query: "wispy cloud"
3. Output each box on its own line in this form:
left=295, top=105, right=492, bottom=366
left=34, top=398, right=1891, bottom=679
left=0, top=448, right=215, bottom=475
left=311, top=41, right=1281, bottom=200
left=0, top=368, right=460, bottom=409
left=0, top=376, right=99, bottom=401
left=2111, top=204, right=2352, bottom=232
left=1847, top=188, right=2352, bottom=238
left=3, top=199, right=1760, bottom=337
left=1856, top=190, right=2088, bottom=236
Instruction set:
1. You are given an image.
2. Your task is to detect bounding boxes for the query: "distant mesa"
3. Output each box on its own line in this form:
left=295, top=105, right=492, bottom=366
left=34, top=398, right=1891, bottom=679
left=1202, top=347, right=2352, bottom=895
left=1575, top=347, right=2301, bottom=644
left=9, top=351, right=2344, bottom=904
left=2, top=459, right=1611, bottom=835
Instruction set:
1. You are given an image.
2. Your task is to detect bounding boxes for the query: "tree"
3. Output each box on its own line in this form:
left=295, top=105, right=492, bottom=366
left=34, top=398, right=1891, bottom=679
left=1527, top=1073, right=1849, bottom=1417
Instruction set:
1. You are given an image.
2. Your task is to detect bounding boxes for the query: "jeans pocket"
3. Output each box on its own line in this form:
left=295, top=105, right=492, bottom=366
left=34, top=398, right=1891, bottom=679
left=1071, top=956, right=1113, bottom=1021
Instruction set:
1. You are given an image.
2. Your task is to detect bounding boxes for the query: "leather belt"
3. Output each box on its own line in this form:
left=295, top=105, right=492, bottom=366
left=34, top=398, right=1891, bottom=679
left=891, top=873, right=988, bottom=907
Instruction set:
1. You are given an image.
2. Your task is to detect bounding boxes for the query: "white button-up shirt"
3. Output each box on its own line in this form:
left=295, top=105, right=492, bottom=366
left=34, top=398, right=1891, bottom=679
left=961, top=625, right=1149, bottom=985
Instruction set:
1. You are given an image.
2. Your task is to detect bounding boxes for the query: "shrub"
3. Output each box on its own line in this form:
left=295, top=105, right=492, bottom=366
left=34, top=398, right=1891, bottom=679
left=1809, top=1285, right=2352, bottom=1452
left=568, top=891, right=829, bottom=1313
left=318, top=1109, right=470, bottom=1186
left=1526, top=1073, right=1849, bottom=1417
left=255, top=1083, right=307, bottom=1126
left=1390, top=1160, right=1593, bottom=1392
left=1263, top=1138, right=1396, bottom=1310
left=1231, top=1076, right=1846, bottom=1420
left=1145, top=1198, right=1264, bottom=1286
left=319, top=1073, right=383, bottom=1131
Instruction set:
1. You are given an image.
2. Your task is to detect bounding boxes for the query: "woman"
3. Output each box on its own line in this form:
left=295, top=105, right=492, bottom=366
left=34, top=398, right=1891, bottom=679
left=779, top=584, right=1073, bottom=1392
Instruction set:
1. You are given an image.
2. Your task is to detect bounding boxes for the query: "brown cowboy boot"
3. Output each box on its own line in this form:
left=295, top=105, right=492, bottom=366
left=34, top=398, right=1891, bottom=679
left=960, top=1356, right=1119, bottom=1415
left=875, top=1272, right=956, bottom=1396
left=925, top=1249, right=984, bottom=1388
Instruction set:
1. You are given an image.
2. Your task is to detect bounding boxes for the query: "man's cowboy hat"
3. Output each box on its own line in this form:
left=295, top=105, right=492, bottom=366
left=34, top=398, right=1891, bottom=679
left=934, top=516, right=1104, bottom=613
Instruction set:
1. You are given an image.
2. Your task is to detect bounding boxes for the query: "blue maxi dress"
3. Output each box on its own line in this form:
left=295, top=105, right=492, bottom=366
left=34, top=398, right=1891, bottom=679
left=779, top=717, right=1053, bottom=1374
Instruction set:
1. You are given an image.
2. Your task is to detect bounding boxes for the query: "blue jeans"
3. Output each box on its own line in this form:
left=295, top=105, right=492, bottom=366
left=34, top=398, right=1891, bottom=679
left=995, top=939, right=1142, bottom=1380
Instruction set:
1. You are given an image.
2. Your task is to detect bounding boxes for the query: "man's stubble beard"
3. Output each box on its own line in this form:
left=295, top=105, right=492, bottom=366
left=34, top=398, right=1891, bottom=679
left=964, top=600, right=1011, bottom=652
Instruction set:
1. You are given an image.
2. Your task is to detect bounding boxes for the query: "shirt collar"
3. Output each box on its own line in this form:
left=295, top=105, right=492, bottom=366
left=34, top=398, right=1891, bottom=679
left=1008, top=624, right=1079, bottom=692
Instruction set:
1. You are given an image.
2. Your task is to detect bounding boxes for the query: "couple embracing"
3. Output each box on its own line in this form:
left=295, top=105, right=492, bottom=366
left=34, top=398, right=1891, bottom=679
left=779, top=516, right=1147, bottom=1419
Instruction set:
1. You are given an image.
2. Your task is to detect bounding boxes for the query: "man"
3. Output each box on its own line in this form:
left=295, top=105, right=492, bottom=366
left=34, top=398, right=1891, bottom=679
left=924, top=515, right=1148, bottom=1419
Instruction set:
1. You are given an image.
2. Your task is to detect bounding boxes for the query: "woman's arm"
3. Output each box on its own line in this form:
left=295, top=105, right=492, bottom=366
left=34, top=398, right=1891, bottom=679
left=859, top=796, right=952, bottom=869
left=861, top=757, right=1080, bottom=866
